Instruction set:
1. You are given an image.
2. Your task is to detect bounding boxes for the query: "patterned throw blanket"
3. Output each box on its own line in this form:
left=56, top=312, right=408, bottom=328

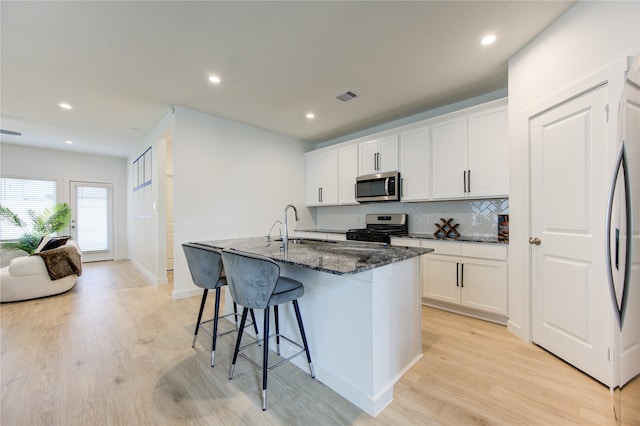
left=32, top=246, right=82, bottom=280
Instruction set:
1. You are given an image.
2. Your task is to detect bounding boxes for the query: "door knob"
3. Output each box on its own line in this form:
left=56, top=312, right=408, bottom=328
left=529, top=237, right=541, bottom=245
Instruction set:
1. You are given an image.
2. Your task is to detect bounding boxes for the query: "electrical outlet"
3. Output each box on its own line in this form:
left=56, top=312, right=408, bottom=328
left=426, top=215, right=434, bottom=224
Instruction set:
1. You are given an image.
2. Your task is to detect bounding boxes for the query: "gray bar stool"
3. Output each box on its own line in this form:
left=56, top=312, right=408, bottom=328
left=221, top=248, right=315, bottom=411
left=182, top=243, right=259, bottom=367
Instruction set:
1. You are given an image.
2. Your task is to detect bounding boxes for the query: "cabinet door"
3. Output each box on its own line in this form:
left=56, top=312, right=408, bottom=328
left=358, top=135, right=398, bottom=175
left=338, top=145, right=358, bottom=205
left=358, top=139, right=379, bottom=176
left=305, top=150, right=338, bottom=206
left=467, top=106, right=508, bottom=198
left=431, top=116, right=467, bottom=199
left=423, top=255, right=460, bottom=304
left=378, top=134, right=399, bottom=173
left=399, top=127, right=430, bottom=202
left=459, top=258, right=507, bottom=315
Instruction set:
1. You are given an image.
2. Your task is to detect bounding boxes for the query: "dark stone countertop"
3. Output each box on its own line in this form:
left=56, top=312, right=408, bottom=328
left=197, top=237, right=432, bottom=276
left=296, top=229, right=508, bottom=245
left=402, top=233, right=507, bottom=245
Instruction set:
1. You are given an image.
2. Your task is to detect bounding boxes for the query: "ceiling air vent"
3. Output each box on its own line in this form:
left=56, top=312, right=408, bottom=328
left=336, top=90, right=359, bottom=102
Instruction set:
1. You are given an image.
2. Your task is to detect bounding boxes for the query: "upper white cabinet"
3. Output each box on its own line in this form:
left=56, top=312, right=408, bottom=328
left=338, top=144, right=358, bottom=205
left=358, top=134, right=399, bottom=176
left=431, top=102, right=508, bottom=200
left=467, top=107, right=509, bottom=198
left=304, top=98, right=508, bottom=205
left=399, top=126, right=430, bottom=202
left=305, top=149, right=338, bottom=206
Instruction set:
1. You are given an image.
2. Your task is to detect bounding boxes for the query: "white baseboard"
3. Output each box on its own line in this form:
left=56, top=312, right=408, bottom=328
left=128, top=258, right=168, bottom=286
left=172, top=288, right=201, bottom=300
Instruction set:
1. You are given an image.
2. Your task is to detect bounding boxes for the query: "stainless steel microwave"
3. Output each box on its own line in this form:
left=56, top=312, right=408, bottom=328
left=355, top=171, right=400, bottom=202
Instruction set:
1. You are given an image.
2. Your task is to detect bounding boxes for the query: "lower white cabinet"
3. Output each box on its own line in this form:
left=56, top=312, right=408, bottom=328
left=422, top=240, right=507, bottom=322
left=294, top=231, right=346, bottom=241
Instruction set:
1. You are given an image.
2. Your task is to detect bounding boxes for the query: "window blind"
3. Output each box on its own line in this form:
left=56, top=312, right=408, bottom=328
left=0, top=178, right=57, bottom=240
left=75, top=186, right=109, bottom=251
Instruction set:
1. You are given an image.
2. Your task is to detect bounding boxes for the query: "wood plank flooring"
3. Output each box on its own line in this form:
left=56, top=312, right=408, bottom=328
left=1, top=260, right=617, bottom=425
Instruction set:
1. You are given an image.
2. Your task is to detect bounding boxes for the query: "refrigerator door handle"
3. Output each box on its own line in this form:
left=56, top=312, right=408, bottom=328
left=615, top=227, right=620, bottom=270
left=605, top=142, right=632, bottom=329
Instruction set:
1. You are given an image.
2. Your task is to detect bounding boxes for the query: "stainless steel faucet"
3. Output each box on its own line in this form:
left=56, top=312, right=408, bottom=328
left=282, top=204, right=299, bottom=246
left=267, top=220, right=282, bottom=242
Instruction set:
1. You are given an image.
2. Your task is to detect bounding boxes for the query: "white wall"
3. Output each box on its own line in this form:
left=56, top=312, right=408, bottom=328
left=171, top=107, right=312, bottom=299
left=0, top=143, right=128, bottom=259
left=126, top=111, right=174, bottom=285
left=507, top=0, right=640, bottom=340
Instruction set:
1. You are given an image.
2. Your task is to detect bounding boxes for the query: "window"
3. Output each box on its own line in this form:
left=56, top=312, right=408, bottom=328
left=133, top=147, right=152, bottom=218
left=74, top=185, right=109, bottom=251
left=0, top=178, right=57, bottom=240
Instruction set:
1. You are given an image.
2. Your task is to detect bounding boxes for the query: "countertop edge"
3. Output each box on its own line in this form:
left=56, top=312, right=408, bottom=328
left=296, top=229, right=508, bottom=245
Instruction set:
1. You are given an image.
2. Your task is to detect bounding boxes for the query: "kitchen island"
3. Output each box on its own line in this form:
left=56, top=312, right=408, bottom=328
left=198, top=237, right=432, bottom=416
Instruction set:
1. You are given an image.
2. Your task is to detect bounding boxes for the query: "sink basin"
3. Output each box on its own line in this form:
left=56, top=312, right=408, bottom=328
left=274, top=238, right=336, bottom=246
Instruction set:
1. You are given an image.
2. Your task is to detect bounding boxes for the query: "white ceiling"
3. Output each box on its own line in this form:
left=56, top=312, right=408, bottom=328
left=0, top=1, right=575, bottom=158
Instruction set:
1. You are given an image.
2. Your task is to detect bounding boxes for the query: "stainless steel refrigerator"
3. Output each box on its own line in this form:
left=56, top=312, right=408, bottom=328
left=607, top=54, right=640, bottom=426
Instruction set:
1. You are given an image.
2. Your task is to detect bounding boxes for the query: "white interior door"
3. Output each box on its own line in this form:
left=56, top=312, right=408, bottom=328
left=70, top=181, right=113, bottom=262
left=530, top=84, right=611, bottom=385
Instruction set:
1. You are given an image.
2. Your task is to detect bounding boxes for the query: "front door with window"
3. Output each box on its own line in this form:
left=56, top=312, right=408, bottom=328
left=70, top=181, right=113, bottom=262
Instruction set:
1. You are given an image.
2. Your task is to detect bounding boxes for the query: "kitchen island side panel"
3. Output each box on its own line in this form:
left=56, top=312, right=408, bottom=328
left=223, top=257, right=422, bottom=416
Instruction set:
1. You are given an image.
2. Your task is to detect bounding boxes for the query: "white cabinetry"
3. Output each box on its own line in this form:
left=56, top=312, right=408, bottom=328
left=358, top=134, right=398, bottom=176
left=294, top=231, right=346, bottom=241
left=422, top=240, right=508, bottom=323
left=431, top=101, right=508, bottom=200
left=399, top=126, right=430, bottom=202
left=305, top=149, right=338, bottom=206
left=338, top=144, right=358, bottom=205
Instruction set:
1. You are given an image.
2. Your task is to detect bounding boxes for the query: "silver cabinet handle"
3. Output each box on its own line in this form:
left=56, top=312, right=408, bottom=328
left=318, top=187, right=323, bottom=203
left=401, top=178, right=404, bottom=197
left=529, top=237, right=541, bottom=245
left=463, top=171, right=467, bottom=193
left=467, top=170, right=471, bottom=193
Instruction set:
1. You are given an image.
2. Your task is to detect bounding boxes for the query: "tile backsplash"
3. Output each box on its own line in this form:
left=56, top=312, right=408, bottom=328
left=313, top=198, right=509, bottom=238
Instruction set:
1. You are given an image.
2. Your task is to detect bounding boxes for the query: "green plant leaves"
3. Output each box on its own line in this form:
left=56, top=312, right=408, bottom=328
left=0, top=202, right=72, bottom=254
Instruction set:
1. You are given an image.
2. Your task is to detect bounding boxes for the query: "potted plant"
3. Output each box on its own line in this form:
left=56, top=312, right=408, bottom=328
left=0, top=203, right=72, bottom=254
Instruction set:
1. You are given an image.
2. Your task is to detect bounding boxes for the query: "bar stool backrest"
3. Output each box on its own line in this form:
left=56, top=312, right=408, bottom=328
left=182, top=243, right=225, bottom=290
left=221, top=249, right=280, bottom=310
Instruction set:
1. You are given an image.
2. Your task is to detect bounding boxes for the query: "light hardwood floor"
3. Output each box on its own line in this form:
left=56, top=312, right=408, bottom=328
left=1, top=260, right=617, bottom=425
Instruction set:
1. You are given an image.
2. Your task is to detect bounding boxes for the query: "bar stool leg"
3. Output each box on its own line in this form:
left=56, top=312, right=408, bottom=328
left=273, top=304, right=281, bottom=355
left=262, top=307, right=270, bottom=411
left=192, top=289, right=209, bottom=347
left=233, top=302, right=239, bottom=329
left=229, top=308, right=249, bottom=380
left=211, top=287, right=222, bottom=367
left=249, top=309, right=261, bottom=346
left=292, top=300, right=315, bottom=378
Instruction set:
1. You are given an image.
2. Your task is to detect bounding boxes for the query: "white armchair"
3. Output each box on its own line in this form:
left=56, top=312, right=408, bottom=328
left=1, top=240, right=82, bottom=303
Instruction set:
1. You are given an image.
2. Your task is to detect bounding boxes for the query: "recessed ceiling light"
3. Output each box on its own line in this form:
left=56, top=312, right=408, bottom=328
left=306, top=112, right=315, bottom=119
left=64, top=140, right=73, bottom=144
left=208, top=75, right=221, bottom=84
left=481, top=34, right=496, bottom=45
left=59, top=103, right=72, bottom=110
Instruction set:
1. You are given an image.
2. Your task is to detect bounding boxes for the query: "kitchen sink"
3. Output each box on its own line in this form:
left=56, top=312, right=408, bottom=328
left=274, top=237, right=337, bottom=246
